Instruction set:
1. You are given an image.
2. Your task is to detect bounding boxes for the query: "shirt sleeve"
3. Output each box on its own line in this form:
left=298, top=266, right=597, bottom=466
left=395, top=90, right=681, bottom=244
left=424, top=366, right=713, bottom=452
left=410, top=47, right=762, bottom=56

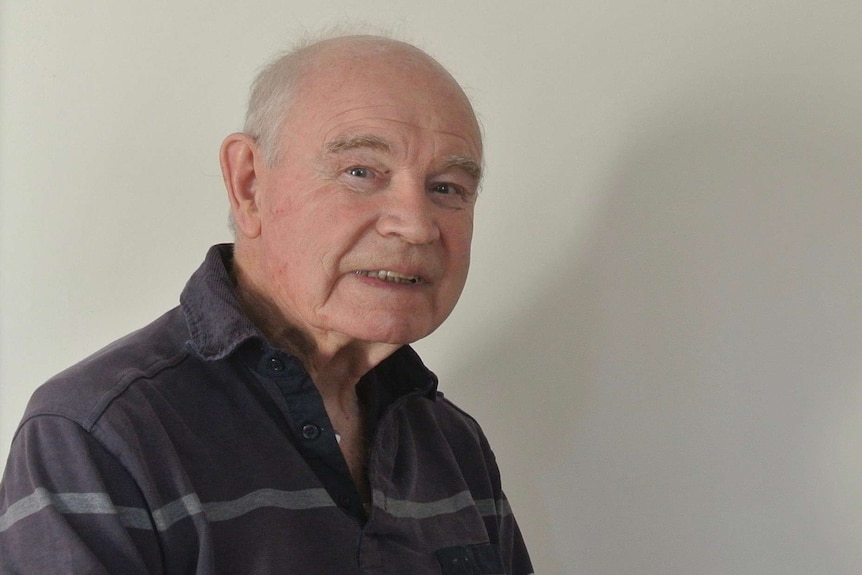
left=497, top=494, right=535, bottom=575
left=0, top=414, right=160, bottom=574
left=476, top=426, right=534, bottom=575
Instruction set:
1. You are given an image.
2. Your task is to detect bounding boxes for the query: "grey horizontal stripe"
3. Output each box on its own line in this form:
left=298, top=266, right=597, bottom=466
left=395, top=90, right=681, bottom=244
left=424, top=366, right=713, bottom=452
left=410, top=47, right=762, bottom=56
left=0, top=488, right=117, bottom=532
left=151, top=493, right=204, bottom=532
left=116, top=505, right=155, bottom=530
left=3, top=487, right=510, bottom=534
left=203, top=487, right=334, bottom=522
left=2, top=487, right=336, bottom=533
left=371, top=491, right=514, bottom=521
left=151, top=488, right=336, bottom=532
left=373, top=489, right=478, bottom=520
left=475, top=497, right=513, bottom=518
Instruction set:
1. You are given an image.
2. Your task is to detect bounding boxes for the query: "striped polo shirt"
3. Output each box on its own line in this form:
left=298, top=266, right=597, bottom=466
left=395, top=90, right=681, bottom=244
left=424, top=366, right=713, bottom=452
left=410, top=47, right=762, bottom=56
left=0, top=244, right=533, bottom=574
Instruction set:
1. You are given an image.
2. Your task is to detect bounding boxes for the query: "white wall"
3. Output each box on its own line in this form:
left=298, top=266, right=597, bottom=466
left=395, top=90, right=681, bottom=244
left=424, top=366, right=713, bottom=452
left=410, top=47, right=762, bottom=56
left=2, top=2, right=861, bottom=573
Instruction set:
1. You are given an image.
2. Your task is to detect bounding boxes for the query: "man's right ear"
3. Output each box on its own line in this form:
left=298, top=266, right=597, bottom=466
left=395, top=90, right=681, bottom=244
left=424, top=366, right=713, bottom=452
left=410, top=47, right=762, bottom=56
left=220, top=133, right=263, bottom=239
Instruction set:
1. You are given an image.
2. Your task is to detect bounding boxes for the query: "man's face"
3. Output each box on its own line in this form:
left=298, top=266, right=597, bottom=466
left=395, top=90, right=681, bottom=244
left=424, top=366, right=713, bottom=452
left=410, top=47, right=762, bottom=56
left=242, top=46, right=482, bottom=348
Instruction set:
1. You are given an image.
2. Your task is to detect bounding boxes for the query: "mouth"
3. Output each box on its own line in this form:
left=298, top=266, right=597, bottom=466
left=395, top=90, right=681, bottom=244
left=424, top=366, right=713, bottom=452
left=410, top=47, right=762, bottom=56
left=354, top=270, right=422, bottom=285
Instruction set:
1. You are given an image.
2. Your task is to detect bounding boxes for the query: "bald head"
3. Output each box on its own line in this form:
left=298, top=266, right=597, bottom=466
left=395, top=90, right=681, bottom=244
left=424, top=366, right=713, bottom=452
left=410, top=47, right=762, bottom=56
left=244, top=35, right=481, bottom=166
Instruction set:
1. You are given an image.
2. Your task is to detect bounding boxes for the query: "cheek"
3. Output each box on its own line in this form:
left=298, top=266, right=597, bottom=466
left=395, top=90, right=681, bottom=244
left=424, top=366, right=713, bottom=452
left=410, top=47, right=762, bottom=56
left=446, top=219, right=474, bottom=266
left=441, top=225, right=473, bottom=299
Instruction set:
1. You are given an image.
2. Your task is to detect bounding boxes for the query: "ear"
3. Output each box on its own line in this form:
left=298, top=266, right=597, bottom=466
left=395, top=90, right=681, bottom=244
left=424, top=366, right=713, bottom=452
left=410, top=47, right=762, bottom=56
left=220, top=132, right=264, bottom=239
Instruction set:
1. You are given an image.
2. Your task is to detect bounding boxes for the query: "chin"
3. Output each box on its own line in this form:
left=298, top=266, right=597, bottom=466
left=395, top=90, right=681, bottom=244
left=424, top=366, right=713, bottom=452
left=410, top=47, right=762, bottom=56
left=350, top=316, right=438, bottom=346
left=363, top=327, right=430, bottom=346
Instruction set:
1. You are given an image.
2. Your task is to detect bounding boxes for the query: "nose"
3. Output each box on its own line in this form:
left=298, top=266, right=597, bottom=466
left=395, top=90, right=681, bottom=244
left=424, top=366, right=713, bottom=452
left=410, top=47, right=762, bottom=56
left=375, top=181, right=440, bottom=245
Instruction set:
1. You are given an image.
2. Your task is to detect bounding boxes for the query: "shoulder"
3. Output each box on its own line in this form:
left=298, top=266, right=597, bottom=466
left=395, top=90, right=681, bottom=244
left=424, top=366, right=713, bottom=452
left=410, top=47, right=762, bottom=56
left=433, top=392, right=485, bottom=437
left=22, top=307, right=190, bottom=430
left=400, top=391, right=499, bottom=467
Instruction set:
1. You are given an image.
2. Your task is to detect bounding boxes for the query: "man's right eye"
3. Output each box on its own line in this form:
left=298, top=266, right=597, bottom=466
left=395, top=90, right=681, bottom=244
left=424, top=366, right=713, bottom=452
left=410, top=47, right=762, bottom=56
left=347, top=166, right=372, bottom=178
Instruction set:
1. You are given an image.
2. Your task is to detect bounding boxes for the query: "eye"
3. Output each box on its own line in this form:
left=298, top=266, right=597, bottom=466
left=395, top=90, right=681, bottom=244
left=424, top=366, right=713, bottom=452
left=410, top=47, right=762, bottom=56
left=347, top=166, right=373, bottom=178
left=430, top=183, right=461, bottom=196
left=428, top=181, right=477, bottom=208
left=339, top=164, right=389, bottom=194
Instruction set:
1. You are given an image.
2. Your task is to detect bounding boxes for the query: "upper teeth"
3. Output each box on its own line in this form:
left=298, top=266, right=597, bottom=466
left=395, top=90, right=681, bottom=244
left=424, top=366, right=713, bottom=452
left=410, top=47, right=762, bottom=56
left=356, top=270, right=420, bottom=284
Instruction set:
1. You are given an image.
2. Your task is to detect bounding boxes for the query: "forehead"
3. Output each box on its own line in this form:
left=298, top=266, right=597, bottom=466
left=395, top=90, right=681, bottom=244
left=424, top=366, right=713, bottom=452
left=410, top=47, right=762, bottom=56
left=284, top=41, right=482, bottom=159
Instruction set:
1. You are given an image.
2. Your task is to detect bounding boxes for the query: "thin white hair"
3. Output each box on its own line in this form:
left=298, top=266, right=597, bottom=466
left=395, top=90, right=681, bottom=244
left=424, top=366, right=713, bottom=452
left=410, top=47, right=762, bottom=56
left=243, top=25, right=402, bottom=166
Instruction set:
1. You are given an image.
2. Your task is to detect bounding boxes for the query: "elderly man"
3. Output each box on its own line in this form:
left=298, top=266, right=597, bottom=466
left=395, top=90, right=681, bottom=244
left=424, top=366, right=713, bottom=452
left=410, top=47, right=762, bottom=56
left=0, top=35, right=533, bottom=574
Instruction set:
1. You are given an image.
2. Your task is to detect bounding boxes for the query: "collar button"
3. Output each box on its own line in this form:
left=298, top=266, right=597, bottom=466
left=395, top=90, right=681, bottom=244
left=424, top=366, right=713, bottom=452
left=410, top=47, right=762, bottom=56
left=268, top=357, right=285, bottom=372
left=301, top=423, right=321, bottom=440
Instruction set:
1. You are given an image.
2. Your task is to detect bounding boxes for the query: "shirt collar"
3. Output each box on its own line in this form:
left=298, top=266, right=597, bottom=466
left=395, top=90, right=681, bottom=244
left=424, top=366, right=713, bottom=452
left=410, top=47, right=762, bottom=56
left=180, top=243, right=263, bottom=361
left=180, top=244, right=438, bottom=398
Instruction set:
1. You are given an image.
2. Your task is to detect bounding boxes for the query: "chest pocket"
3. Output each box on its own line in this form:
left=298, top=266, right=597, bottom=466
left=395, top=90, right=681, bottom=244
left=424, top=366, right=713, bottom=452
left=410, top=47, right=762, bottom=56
left=435, top=543, right=504, bottom=574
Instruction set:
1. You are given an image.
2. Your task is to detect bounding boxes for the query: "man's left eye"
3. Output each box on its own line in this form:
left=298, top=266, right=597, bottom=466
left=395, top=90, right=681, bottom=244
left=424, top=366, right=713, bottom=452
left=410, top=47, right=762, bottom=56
left=430, top=183, right=460, bottom=195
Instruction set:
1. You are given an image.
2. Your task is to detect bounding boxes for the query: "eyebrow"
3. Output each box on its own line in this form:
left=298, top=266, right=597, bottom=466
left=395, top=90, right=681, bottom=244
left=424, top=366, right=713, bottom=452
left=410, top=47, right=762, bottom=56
left=324, top=133, right=482, bottom=182
left=324, top=134, right=392, bottom=154
left=442, top=155, right=483, bottom=182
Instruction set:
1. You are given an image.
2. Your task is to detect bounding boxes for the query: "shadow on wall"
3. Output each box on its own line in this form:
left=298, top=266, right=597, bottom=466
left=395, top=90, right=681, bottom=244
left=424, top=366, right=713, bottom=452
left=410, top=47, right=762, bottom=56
left=454, top=79, right=862, bottom=575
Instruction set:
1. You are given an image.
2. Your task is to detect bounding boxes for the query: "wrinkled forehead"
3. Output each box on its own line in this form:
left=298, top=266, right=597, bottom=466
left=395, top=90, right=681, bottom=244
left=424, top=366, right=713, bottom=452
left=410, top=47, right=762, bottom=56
left=289, top=39, right=482, bottom=155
